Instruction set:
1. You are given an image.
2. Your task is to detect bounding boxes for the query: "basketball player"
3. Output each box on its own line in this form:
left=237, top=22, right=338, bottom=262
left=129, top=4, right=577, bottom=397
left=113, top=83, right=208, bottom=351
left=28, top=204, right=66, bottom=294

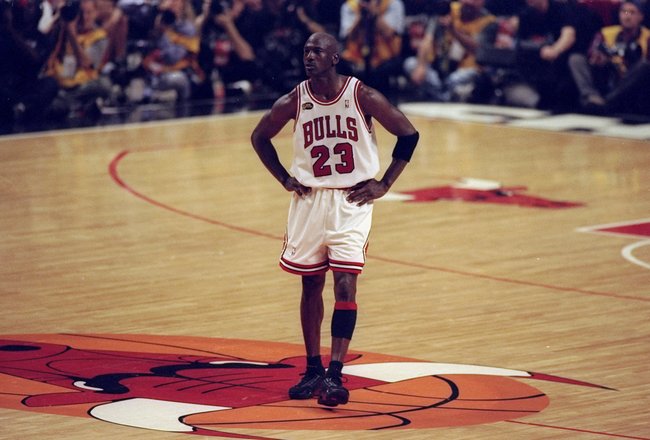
left=251, top=32, right=419, bottom=407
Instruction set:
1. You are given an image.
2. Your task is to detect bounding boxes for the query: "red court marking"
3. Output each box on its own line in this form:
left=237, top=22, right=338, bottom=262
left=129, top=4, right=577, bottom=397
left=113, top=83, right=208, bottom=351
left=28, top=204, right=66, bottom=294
left=402, top=186, right=583, bottom=208
left=506, top=420, right=650, bottom=439
left=578, top=219, right=650, bottom=239
left=598, top=222, right=650, bottom=237
left=106, top=151, right=643, bottom=440
left=109, top=151, right=281, bottom=241
left=108, top=150, right=649, bottom=303
left=367, top=255, right=649, bottom=302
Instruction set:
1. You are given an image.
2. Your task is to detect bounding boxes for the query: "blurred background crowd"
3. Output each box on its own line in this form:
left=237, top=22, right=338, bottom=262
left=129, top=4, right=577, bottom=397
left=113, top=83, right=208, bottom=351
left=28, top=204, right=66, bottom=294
left=2, top=0, right=649, bottom=134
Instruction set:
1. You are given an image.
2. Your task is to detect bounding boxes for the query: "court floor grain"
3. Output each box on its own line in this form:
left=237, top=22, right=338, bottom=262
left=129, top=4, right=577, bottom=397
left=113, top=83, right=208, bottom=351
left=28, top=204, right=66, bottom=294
left=1, top=107, right=648, bottom=440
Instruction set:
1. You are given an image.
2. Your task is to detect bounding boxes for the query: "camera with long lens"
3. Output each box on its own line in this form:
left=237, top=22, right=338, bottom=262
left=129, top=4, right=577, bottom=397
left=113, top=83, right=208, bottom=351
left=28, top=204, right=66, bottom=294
left=598, top=41, right=641, bottom=64
left=597, top=42, right=622, bottom=58
left=623, top=42, right=641, bottom=66
left=160, top=9, right=176, bottom=25
left=60, top=0, right=80, bottom=22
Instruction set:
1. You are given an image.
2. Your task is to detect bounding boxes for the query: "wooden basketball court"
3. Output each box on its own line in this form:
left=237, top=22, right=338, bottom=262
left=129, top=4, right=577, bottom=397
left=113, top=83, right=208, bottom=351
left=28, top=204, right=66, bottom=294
left=0, top=108, right=648, bottom=439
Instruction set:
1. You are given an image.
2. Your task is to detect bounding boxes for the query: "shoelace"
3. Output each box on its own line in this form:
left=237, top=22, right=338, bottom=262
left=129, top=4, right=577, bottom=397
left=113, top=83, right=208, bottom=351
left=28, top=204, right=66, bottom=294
left=299, top=369, right=324, bottom=380
left=324, top=375, right=348, bottom=386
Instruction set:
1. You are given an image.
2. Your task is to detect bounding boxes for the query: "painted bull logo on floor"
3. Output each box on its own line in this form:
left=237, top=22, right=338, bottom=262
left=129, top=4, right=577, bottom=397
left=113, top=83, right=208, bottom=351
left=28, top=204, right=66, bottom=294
left=0, top=334, right=611, bottom=439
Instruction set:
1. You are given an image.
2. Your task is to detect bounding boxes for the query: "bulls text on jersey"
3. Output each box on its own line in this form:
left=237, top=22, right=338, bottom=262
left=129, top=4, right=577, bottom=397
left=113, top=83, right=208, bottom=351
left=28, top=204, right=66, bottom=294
left=302, top=115, right=359, bottom=149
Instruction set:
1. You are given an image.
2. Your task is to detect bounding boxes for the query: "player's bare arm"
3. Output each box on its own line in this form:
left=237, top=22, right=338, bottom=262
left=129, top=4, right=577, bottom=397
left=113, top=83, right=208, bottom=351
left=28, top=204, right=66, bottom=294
left=251, top=89, right=312, bottom=196
left=347, top=84, right=419, bottom=206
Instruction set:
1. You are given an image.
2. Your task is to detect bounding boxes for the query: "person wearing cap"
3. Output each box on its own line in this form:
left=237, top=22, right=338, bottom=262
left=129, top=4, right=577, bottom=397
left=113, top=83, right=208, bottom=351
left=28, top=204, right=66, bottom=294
left=568, top=0, right=650, bottom=114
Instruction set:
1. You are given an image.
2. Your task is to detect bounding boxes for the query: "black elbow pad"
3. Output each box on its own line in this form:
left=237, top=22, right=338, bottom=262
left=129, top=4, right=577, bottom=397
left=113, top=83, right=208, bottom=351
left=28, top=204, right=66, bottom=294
left=392, top=131, right=419, bottom=162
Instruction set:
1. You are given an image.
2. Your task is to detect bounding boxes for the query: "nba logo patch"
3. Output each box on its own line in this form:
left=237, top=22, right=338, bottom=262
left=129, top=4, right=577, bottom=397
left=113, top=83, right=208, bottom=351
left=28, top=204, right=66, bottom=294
left=345, top=99, right=350, bottom=108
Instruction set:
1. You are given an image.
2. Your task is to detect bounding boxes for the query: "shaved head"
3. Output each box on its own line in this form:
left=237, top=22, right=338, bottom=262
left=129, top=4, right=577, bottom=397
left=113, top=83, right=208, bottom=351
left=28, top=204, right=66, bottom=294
left=306, top=32, right=339, bottom=57
left=303, top=32, right=341, bottom=78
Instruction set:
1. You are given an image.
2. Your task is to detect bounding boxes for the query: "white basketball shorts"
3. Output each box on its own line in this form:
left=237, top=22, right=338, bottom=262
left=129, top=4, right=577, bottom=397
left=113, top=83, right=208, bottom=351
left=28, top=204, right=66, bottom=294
left=279, top=188, right=373, bottom=276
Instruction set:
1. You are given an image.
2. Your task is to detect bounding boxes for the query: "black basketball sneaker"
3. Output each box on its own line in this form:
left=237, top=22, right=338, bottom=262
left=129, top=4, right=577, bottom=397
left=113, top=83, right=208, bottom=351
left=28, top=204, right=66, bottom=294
left=288, top=367, right=325, bottom=399
left=317, top=373, right=349, bottom=406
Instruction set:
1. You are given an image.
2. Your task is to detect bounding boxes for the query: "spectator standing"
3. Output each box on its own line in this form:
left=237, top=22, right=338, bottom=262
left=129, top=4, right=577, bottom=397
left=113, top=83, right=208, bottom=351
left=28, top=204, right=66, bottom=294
left=403, top=0, right=496, bottom=102
left=339, top=0, right=406, bottom=96
left=568, top=0, right=650, bottom=115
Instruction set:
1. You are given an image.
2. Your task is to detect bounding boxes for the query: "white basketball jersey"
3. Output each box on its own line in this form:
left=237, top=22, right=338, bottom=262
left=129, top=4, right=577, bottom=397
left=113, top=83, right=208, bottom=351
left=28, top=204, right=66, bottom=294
left=291, top=76, right=380, bottom=188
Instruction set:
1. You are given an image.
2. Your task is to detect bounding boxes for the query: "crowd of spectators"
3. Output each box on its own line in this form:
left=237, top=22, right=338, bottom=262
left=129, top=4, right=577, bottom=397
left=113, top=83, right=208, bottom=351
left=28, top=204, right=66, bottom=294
left=1, top=0, right=649, bottom=133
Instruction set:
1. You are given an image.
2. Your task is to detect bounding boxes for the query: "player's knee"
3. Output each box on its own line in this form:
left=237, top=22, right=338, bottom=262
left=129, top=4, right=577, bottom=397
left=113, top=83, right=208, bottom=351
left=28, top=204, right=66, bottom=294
left=333, top=272, right=357, bottom=301
left=302, top=274, right=326, bottom=296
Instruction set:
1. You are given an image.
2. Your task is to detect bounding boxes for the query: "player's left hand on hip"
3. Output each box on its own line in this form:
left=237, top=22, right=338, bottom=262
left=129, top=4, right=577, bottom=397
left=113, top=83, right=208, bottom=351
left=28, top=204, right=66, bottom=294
left=347, top=180, right=387, bottom=206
